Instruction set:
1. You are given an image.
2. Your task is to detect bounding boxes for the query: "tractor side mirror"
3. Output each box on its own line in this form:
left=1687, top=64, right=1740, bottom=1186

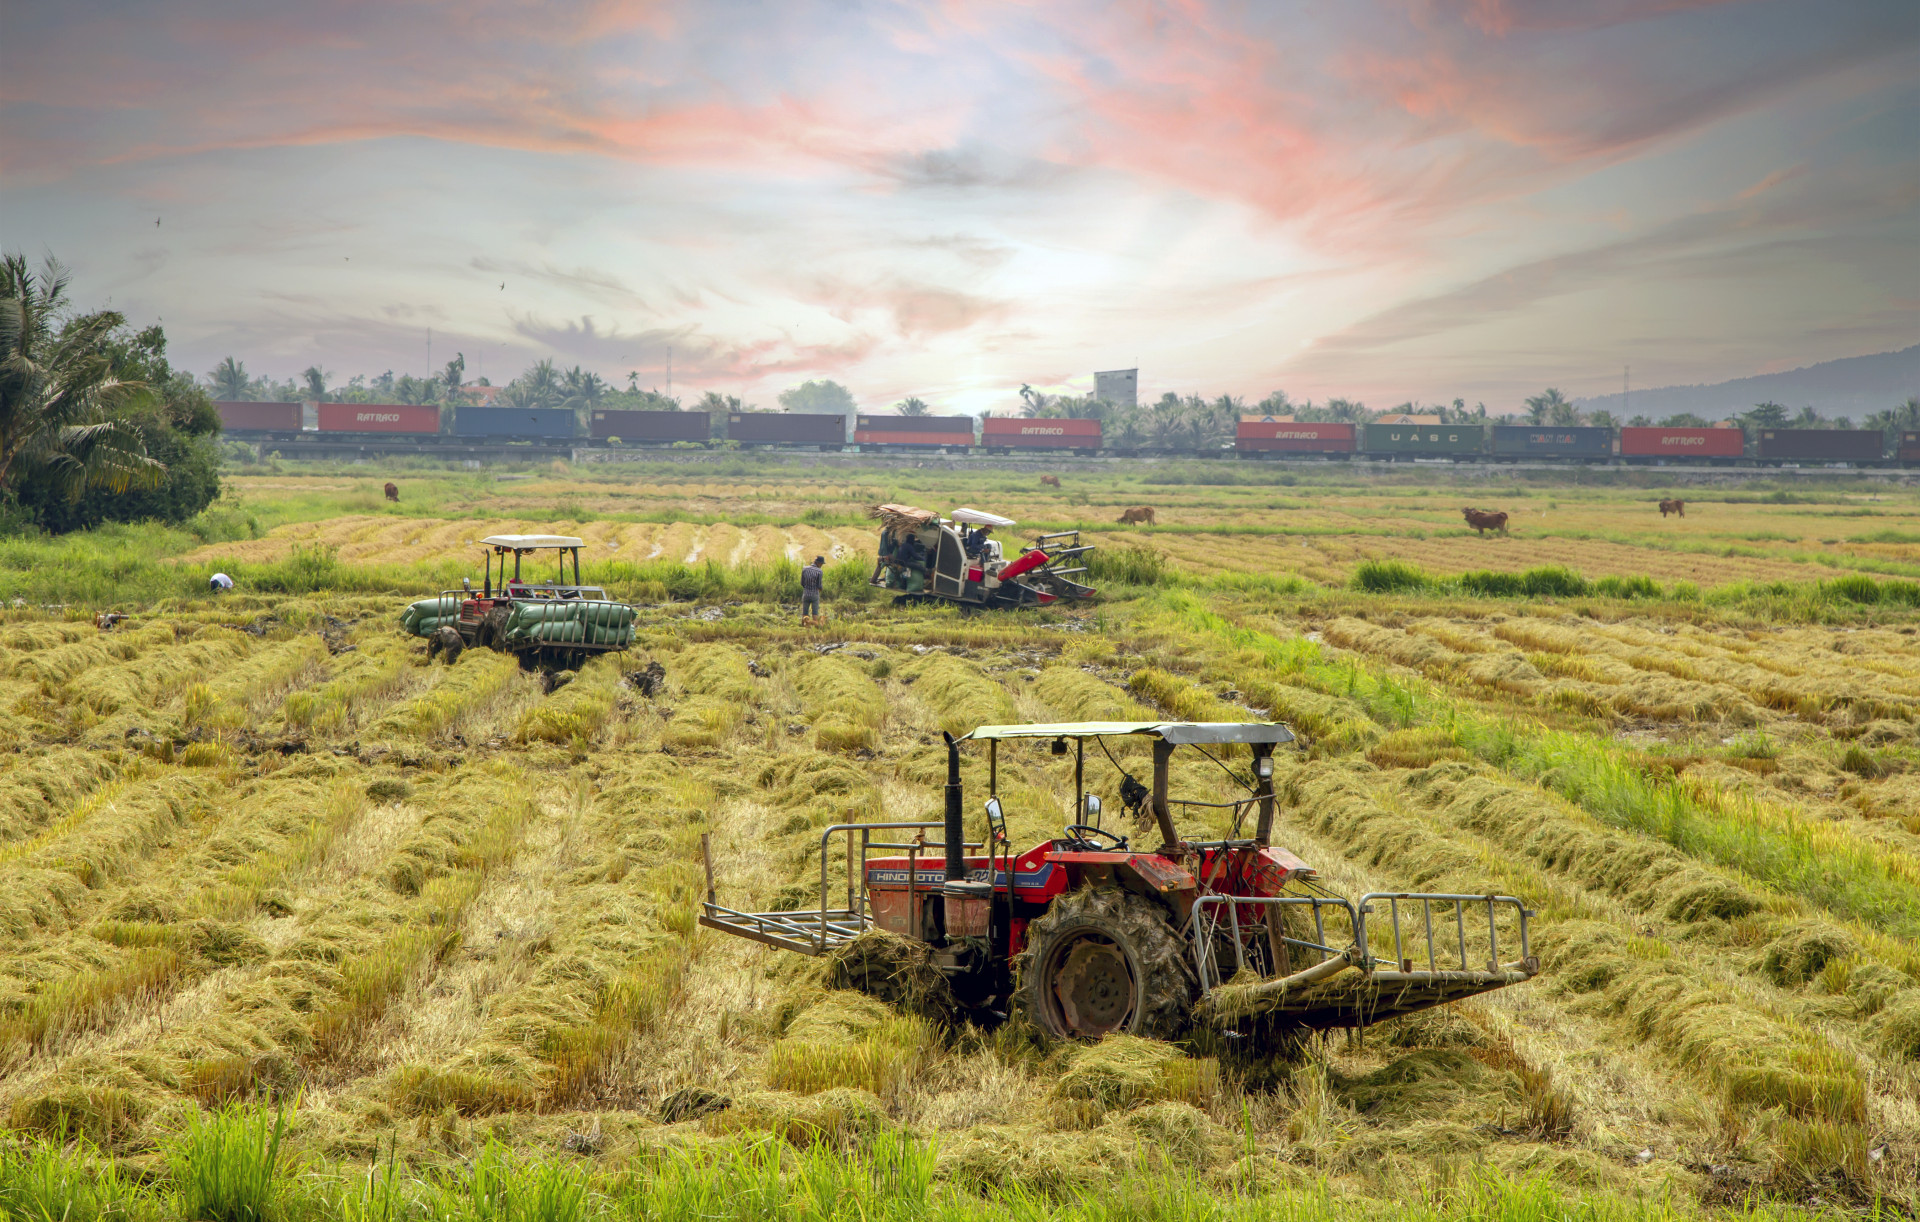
left=1081, top=794, right=1102, bottom=826
left=983, top=797, right=1007, bottom=843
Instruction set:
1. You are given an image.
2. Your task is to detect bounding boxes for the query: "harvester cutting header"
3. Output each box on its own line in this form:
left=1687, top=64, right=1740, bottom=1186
left=869, top=503, right=1095, bottom=610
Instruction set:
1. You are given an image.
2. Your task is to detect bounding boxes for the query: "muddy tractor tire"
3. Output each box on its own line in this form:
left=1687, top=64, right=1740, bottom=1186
left=428, top=626, right=464, bottom=664
left=1012, top=887, right=1195, bottom=1041
left=474, top=605, right=513, bottom=651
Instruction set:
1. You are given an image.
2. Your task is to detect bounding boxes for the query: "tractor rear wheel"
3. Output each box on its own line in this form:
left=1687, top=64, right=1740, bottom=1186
left=1013, top=887, right=1194, bottom=1041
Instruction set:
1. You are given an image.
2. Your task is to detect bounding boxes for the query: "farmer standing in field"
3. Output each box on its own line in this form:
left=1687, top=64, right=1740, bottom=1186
left=800, top=555, right=825, bottom=624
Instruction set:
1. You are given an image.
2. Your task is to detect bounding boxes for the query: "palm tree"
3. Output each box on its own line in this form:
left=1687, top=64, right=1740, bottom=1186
left=560, top=366, right=606, bottom=411
left=524, top=359, right=562, bottom=407
left=441, top=353, right=466, bottom=401
left=208, top=357, right=251, bottom=400
left=500, top=381, right=543, bottom=409
left=0, top=254, right=160, bottom=503
left=1524, top=388, right=1572, bottom=426
left=1742, top=402, right=1789, bottom=430
left=1146, top=394, right=1187, bottom=451
left=301, top=366, right=329, bottom=402
left=895, top=397, right=931, bottom=417
left=1789, top=405, right=1822, bottom=429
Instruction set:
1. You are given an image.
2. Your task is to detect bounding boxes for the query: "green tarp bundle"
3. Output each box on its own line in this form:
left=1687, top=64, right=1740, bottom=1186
left=399, top=596, right=636, bottom=649
left=503, top=600, right=636, bottom=649
left=400, top=596, right=462, bottom=637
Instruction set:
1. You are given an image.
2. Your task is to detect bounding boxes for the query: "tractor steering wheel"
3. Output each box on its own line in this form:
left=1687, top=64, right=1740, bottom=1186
left=1064, top=824, right=1128, bottom=852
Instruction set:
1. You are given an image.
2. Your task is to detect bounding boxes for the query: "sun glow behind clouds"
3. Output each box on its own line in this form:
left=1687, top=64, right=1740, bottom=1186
left=2, top=0, right=1914, bottom=411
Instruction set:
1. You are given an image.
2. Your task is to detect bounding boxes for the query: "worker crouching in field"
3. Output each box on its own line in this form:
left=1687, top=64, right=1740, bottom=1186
left=800, top=555, right=825, bottom=624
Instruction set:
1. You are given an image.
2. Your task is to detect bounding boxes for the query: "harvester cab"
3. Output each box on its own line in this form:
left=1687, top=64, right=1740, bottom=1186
left=700, top=721, right=1537, bottom=1043
left=869, top=503, right=1095, bottom=609
left=398, top=534, right=637, bottom=666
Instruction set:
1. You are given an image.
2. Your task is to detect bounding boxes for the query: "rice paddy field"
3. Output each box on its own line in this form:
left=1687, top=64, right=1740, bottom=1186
left=1, top=457, right=1917, bottom=1222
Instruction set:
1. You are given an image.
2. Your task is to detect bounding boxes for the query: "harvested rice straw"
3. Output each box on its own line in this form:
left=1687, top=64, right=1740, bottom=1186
left=660, top=644, right=757, bottom=748
left=0, top=749, right=120, bottom=847
left=517, top=654, right=623, bottom=744
left=0, top=774, right=210, bottom=936
left=370, top=649, right=520, bottom=740
left=192, top=634, right=330, bottom=728
left=907, top=653, right=1017, bottom=738
left=9, top=623, right=174, bottom=686
left=796, top=656, right=882, bottom=751
left=282, top=636, right=412, bottom=732
left=66, top=634, right=254, bottom=714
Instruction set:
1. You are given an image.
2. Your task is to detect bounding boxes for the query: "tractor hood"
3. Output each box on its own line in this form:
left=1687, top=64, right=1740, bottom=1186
left=962, top=721, right=1296, bottom=746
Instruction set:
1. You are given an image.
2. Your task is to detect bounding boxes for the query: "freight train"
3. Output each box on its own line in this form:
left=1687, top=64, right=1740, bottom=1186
left=1239, top=420, right=1910, bottom=467
left=212, top=402, right=1916, bottom=466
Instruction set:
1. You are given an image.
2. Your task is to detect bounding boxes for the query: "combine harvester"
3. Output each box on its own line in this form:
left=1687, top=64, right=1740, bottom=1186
left=869, top=504, right=1095, bottom=610
left=400, top=534, right=637, bottom=668
left=702, top=721, right=1536, bottom=1040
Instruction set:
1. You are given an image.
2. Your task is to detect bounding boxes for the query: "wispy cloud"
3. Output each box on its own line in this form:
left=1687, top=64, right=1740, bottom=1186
left=3, top=0, right=1913, bottom=408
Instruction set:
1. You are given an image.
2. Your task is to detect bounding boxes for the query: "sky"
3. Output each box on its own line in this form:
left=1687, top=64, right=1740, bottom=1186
left=3, top=0, right=1916, bottom=416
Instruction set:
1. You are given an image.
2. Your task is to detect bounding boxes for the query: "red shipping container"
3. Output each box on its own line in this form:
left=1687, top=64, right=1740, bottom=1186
left=1236, top=421, right=1355, bottom=453
left=215, top=401, right=301, bottom=432
left=1899, top=432, right=1920, bottom=464
left=1619, top=427, right=1744, bottom=459
left=316, top=403, right=441, bottom=434
left=981, top=417, right=1102, bottom=449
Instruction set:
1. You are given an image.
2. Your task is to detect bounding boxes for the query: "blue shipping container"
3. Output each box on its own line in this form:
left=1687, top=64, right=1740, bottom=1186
left=1490, top=425, right=1614, bottom=458
left=455, top=407, right=578, bottom=440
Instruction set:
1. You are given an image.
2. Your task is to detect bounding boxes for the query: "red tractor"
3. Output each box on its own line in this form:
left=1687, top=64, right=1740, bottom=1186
left=701, top=721, right=1536, bottom=1040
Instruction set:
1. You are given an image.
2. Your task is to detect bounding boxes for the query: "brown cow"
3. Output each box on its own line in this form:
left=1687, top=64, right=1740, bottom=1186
left=1116, top=506, right=1156, bottom=526
left=384, top=482, right=399, bottom=502
left=1040, top=475, right=1061, bottom=488
left=1462, top=507, right=1508, bottom=536
left=1659, top=499, right=1685, bottom=518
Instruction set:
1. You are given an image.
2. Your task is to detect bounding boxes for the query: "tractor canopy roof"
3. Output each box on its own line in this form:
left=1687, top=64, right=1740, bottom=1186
left=481, top=534, right=584, bottom=552
left=962, top=721, right=1295, bottom=745
left=950, top=507, right=1017, bottom=528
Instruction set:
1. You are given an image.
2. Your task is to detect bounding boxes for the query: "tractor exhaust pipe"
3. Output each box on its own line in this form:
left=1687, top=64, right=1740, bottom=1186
left=942, top=731, right=965, bottom=882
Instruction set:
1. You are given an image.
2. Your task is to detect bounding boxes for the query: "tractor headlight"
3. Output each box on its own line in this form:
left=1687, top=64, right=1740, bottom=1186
left=1254, top=756, right=1274, bottom=780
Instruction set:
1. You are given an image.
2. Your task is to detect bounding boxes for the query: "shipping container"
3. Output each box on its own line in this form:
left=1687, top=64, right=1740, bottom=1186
left=589, top=409, right=710, bottom=444
left=214, top=401, right=302, bottom=433
left=726, top=412, right=846, bottom=447
left=454, top=406, right=578, bottom=440
left=316, top=403, right=440, bottom=434
left=1619, top=426, right=1745, bottom=461
left=1899, top=432, right=1920, bottom=466
left=855, top=414, right=973, bottom=448
left=980, top=417, right=1102, bottom=452
left=1235, top=420, right=1355, bottom=456
left=1757, top=429, right=1886, bottom=464
left=1361, top=422, right=1487, bottom=458
left=1490, top=425, right=1615, bottom=461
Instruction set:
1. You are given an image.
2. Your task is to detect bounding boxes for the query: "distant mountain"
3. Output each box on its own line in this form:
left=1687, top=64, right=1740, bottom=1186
left=1576, top=346, right=1919, bottom=421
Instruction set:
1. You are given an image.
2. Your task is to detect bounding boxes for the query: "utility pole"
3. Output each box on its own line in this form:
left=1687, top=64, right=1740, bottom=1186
left=667, top=346, right=673, bottom=400
left=1624, top=365, right=1629, bottom=420
left=428, top=327, right=433, bottom=375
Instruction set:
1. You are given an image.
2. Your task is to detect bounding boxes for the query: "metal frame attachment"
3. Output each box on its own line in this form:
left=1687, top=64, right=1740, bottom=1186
left=697, top=821, right=982, bottom=955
